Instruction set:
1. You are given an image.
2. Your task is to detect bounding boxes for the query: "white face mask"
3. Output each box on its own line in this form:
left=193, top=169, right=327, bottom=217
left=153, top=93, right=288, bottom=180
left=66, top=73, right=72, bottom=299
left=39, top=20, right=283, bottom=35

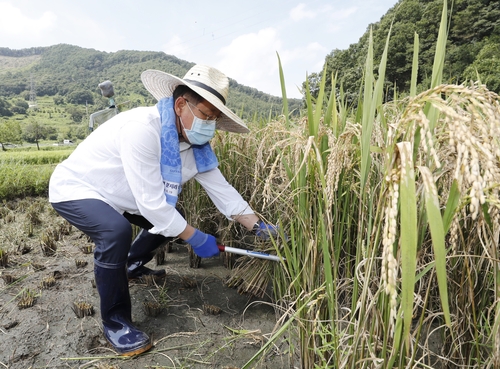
left=181, top=102, right=217, bottom=145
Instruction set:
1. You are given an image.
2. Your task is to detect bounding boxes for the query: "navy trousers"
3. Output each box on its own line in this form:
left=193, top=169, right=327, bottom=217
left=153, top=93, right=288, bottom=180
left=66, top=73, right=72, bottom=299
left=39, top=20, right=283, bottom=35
left=51, top=199, right=159, bottom=269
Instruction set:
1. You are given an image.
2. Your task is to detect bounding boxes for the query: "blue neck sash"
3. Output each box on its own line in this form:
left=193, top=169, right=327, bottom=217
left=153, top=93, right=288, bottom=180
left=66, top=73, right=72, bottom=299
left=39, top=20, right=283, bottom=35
left=158, top=97, right=218, bottom=206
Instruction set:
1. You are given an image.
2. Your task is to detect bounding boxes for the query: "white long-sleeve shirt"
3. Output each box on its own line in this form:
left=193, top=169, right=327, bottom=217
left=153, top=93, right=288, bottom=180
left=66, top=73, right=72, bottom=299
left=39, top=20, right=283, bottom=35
left=49, top=106, right=254, bottom=237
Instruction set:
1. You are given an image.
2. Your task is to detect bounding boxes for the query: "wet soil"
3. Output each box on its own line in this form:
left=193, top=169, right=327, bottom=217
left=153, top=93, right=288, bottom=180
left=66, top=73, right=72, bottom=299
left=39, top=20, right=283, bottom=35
left=0, top=198, right=294, bottom=369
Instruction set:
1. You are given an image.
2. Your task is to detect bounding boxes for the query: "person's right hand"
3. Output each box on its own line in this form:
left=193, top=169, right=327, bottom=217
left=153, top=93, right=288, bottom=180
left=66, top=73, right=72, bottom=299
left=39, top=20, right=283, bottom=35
left=186, top=229, right=220, bottom=258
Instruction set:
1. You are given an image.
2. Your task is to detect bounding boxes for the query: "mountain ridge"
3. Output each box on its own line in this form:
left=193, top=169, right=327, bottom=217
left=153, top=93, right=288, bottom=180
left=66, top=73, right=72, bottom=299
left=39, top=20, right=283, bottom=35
left=0, top=44, right=302, bottom=121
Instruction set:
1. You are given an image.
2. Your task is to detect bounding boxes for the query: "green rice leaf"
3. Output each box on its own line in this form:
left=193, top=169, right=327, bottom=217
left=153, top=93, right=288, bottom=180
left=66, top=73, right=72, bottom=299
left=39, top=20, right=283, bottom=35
left=276, top=52, right=289, bottom=127
left=430, top=0, right=448, bottom=89
left=324, top=72, right=338, bottom=135
left=410, top=32, right=419, bottom=98
left=360, top=28, right=374, bottom=189
left=312, top=66, right=328, bottom=137
left=419, top=166, right=451, bottom=328
left=426, top=1, right=448, bottom=131
left=361, top=24, right=391, bottom=188
left=442, top=179, right=460, bottom=233
left=397, top=142, right=418, bottom=344
left=304, top=74, right=315, bottom=138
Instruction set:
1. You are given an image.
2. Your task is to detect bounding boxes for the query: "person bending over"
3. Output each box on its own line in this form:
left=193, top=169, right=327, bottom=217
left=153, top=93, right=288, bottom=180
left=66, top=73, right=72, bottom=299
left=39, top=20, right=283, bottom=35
left=49, top=64, right=278, bottom=356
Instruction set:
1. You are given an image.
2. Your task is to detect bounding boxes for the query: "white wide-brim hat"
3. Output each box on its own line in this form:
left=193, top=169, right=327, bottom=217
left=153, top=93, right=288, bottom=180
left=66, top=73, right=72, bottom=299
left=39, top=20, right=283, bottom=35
left=141, top=65, right=249, bottom=134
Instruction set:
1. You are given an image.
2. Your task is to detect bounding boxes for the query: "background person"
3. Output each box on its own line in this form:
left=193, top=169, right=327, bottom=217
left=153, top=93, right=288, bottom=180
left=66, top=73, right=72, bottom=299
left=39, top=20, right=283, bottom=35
left=48, top=64, right=279, bottom=356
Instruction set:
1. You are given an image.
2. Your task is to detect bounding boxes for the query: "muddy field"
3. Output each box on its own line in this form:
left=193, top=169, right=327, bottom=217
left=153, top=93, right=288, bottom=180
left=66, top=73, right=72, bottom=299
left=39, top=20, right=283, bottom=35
left=0, top=197, right=295, bottom=369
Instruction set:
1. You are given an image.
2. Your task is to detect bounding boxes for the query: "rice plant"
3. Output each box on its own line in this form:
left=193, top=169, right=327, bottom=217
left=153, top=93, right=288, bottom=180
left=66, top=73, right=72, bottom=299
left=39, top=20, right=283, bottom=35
left=74, top=259, right=88, bottom=268
left=40, top=275, right=56, bottom=289
left=17, top=288, right=37, bottom=309
left=143, top=300, right=163, bottom=317
left=185, top=2, right=500, bottom=368
left=40, top=230, right=58, bottom=256
left=71, top=301, right=95, bottom=318
left=0, top=149, right=71, bottom=200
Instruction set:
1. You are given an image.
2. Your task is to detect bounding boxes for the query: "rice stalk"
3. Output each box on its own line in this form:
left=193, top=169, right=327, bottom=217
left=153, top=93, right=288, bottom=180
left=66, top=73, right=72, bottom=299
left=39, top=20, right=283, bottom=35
left=178, top=2, right=500, bottom=365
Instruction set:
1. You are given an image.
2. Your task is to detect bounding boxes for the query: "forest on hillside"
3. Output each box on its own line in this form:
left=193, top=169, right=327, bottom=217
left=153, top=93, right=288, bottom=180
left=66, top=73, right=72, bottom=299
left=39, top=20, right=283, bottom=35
left=0, top=44, right=302, bottom=122
left=307, top=0, right=500, bottom=103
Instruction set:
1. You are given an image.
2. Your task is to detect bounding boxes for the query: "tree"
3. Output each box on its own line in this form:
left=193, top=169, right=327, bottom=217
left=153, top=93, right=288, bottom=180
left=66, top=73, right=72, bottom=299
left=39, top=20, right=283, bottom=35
left=463, top=42, right=500, bottom=93
left=45, top=125, right=58, bottom=140
left=53, top=95, right=65, bottom=105
left=0, top=120, right=22, bottom=150
left=66, top=89, right=94, bottom=105
left=0, top=97, right=13, bottom=117
left=22, top=120, right=47, bottom=150
left=11, top=99, right=29, bottom=115
left=65, top=106, right=86, bottom=123
left=69, top=125, right=87, bottom=140
left=309, top=0, right=500, bottom=102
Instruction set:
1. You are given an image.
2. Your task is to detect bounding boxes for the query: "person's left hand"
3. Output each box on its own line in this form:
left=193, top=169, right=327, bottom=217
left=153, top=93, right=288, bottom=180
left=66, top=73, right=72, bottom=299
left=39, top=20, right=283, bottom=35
left=186, top=229, right=220, bottom=258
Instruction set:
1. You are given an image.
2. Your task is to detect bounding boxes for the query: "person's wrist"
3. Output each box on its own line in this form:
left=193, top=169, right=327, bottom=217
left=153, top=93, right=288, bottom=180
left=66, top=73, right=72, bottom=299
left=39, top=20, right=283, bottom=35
left=186, top=229, right=207, bottom=248
left=179, top=224, right=196, bottom=241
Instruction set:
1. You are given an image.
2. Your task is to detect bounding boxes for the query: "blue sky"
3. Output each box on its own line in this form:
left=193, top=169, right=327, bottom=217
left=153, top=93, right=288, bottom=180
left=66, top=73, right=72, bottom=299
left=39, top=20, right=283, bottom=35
left=0, top=0, right=398, bottom=98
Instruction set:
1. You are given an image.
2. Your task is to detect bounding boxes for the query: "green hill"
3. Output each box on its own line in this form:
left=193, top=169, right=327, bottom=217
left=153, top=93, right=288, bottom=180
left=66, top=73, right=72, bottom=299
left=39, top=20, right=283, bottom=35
left=0, top=44, right=302, bottom=121
left=307, top=0, right=500, bottom=103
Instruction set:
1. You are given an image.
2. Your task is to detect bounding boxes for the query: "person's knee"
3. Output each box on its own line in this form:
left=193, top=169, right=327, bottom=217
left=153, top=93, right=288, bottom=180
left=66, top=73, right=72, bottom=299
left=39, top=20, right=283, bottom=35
left=112, top=220, right=133, bottom=245
left=94, top=217, right=133, bottom=266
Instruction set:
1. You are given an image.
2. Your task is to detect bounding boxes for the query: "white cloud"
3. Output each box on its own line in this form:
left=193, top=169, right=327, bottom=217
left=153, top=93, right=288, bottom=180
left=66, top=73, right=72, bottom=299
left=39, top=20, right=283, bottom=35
left=276, top=41, right=327, bottom=94
left=215, top=28, right=282, bottom=93
left=290, top=3, right=316, bottom=22
left=213, top=29, right=328, bottom=97
left=280, top=42, right=327, bottom=67
left=162, top=35, right=191, bottom=59
left=0, top=2, right=56, bottom=36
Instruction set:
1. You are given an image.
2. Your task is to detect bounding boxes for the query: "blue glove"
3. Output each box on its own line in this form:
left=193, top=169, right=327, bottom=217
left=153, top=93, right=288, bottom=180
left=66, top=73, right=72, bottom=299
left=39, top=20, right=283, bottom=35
left=253, top=221, right=280, bottom=240
left=186, top=229, right=220, bottom=258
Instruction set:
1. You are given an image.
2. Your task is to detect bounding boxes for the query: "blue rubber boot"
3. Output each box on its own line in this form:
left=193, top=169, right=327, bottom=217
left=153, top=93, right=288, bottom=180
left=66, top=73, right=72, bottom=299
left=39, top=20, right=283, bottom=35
left=94, top=264, right=152, bottom=356
left=127, top=229, right=171, bottom=279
